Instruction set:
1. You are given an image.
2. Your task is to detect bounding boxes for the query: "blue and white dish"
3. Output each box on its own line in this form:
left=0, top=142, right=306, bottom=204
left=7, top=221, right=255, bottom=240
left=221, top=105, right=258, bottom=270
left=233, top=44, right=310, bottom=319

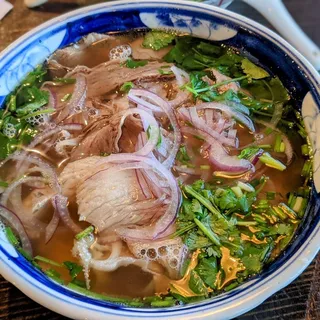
left=0, top=1, right=319, bottom=319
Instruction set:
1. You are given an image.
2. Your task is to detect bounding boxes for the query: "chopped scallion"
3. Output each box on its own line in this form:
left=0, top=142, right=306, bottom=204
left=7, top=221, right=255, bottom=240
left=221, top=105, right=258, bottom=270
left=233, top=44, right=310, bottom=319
left=278, top=203, right=297, bottom=220
left=259, top=153, right=286, bottom=171
left=231, top=186, right=243, bottom=198
left=272, top=206, right=287, bottom=221
left=67, top=283, right=144, bottom=306
left=301, top=144, right=309, bottom=156
left=301, top=160, right=312, bottom=178
left=274, top=134, right=282, bottom=152
left=75, top=226, right=95, bottom=240
left=34, top=255, right=63, bottom=267
left=5, top=227, right=20, bottom=247
left=266, top=192, right=276, bottom=200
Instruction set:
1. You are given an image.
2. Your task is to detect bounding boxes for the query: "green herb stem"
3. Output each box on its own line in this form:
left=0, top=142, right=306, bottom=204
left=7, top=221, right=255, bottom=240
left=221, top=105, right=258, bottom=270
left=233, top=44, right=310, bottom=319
left=34, top=255, right=63, bottom=267
left=194, top=218, right=221, bottom=246
left=75, top=226, right=95, bottom=240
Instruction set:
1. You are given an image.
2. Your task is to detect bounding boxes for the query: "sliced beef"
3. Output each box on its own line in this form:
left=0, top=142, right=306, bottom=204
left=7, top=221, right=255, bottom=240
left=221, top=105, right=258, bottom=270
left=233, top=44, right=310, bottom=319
left=69, top=111, right=142, bottom=162
left=47, top=33, right=116, bottom=77
left=59, top=156, right=102, bottom=199
left=81, top=60, right=174, bottom=98
left=130, top=37, right=172, bottom=60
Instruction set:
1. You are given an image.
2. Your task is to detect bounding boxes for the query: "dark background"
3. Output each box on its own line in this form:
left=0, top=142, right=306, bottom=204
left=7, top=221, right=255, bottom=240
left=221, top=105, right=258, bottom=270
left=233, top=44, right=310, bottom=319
left=0, top=0, right=319, bottom=319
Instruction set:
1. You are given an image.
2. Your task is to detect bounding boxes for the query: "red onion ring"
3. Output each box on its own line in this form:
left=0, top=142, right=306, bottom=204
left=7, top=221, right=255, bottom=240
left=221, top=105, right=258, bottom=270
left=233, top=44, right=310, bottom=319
left=114, top=109, right=160, bottom=156
left=181, top=126, right=253, bottom=173
left=128, top=89, right=181, bottom=168
left=195, top=102, right=255, bottom=132
left=52, top=194, right=81, bottom=234
left=0, top=204, right=32, bottom=256
left=1, top=177, right=48, bottom=208
left=179, top=107, right=236, bottom=147
left=92, top=154, right=180, bottom=241
left=45, top=200, right=60, bottom=244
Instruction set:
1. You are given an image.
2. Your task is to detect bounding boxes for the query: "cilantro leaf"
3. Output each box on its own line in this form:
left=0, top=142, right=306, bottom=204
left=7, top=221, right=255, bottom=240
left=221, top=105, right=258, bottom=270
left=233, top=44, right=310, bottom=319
left=63, top=261, right=83, bottom=280
left=142, top=30, right=175, bottom=51
left=191, top=199, right=204, bottom=218
left=189, top=270, right=209, bottom=295
left=195, top=257, right=218, bottom=288
left=238, top=147, right=260, bottom=160
left=241, top=254, right=262, bottom=273
left=125, top=59, right=148, bottom=69
left=241, top=58, right=270, bottom=80
left=241, top=77, right=289, bottom=103
left=120, top=81, right=134, bottom=93
left=176, top=145, right=191, bottom=165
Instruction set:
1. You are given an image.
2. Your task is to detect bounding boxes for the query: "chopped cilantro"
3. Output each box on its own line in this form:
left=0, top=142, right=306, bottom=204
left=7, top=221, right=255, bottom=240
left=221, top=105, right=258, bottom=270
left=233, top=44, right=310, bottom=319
left=241, top=58, right=270, bottom=80
left=142, top=30, right=175, bottom=51
left=63, top=261, right=83, bottom=280
left=125, top=58, right=148, bottom=69
left=120, top=81, right=134, bottom=93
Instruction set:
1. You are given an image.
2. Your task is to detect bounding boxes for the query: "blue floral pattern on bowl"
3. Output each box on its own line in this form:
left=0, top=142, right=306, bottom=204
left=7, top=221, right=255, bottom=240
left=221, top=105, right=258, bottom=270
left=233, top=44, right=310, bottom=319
left=0, top=1, right=319, bottom=320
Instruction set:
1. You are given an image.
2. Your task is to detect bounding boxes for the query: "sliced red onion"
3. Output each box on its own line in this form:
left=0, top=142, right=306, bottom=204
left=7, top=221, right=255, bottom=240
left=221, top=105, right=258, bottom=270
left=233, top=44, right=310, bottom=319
left=208, top=138, right=254, bottom=172
left=42, top=87, right=57, bottom=109
left=170, top=66, right=190, bottom=86
left=228, top=129, right=237, bottom=140
left=114, top=109, right=160, bottom=156
left=52, top=194, right=81, bottom=234
left=0, top=204, right=32, bottom=256
left=1, top=154, right=61, bottom=194
left=135, top=169, right=152, bottom=199
left=128, top=89, right=181, bottom=168
left=45, top=200, right=60, bottom=244
left=67, top=74, right=87, bottom=114
left=181, top=126, right=253, bottom=173
left=128, top=92, right=162, bottom=114
left=93, top=154, right=180, bottom=241
left=11, top=124, right=82, bottom=175
left=205, top=109, right=214, bottom=128
left=28, top=124, right=83, bottom=151
left=250, top=149, right=264, bottom=166
left=196, top=103, right=255, bottom=132
left=1, top=177, right=48, bottom=208
left=179, top=107, right=236, bottom=147
left=256, top=120, right=294, bottom=165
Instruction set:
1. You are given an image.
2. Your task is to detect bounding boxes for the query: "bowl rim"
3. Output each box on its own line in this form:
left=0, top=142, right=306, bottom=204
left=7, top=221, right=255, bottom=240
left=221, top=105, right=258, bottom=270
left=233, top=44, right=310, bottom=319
left=0, top=1, right=319, bottom=319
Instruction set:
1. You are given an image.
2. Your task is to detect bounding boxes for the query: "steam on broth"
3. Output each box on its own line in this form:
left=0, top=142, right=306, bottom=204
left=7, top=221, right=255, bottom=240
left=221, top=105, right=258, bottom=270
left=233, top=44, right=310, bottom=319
left=0, top=29, right=312, bottom=306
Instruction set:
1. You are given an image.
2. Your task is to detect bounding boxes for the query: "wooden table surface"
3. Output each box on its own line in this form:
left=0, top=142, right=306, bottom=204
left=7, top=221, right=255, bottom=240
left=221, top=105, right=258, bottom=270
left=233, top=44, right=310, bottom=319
left=0, top=0, right=319, bottom=319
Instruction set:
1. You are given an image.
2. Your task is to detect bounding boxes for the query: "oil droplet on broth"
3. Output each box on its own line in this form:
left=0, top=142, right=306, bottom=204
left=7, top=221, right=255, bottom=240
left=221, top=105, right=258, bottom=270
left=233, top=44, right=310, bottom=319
left=241, top=233, right=267, bottom=245
left=215, top=247, right=245, bottom=290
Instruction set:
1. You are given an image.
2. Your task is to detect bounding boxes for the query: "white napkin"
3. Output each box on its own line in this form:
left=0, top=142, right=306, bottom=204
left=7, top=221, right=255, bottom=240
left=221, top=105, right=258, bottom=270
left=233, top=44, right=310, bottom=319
left=0, top=0, right=13, bottom=21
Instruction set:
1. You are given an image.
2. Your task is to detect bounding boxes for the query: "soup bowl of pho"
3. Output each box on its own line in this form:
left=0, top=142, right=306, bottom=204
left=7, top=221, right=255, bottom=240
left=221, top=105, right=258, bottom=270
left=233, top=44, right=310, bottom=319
left=0, top=1, right=319, bottom=319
